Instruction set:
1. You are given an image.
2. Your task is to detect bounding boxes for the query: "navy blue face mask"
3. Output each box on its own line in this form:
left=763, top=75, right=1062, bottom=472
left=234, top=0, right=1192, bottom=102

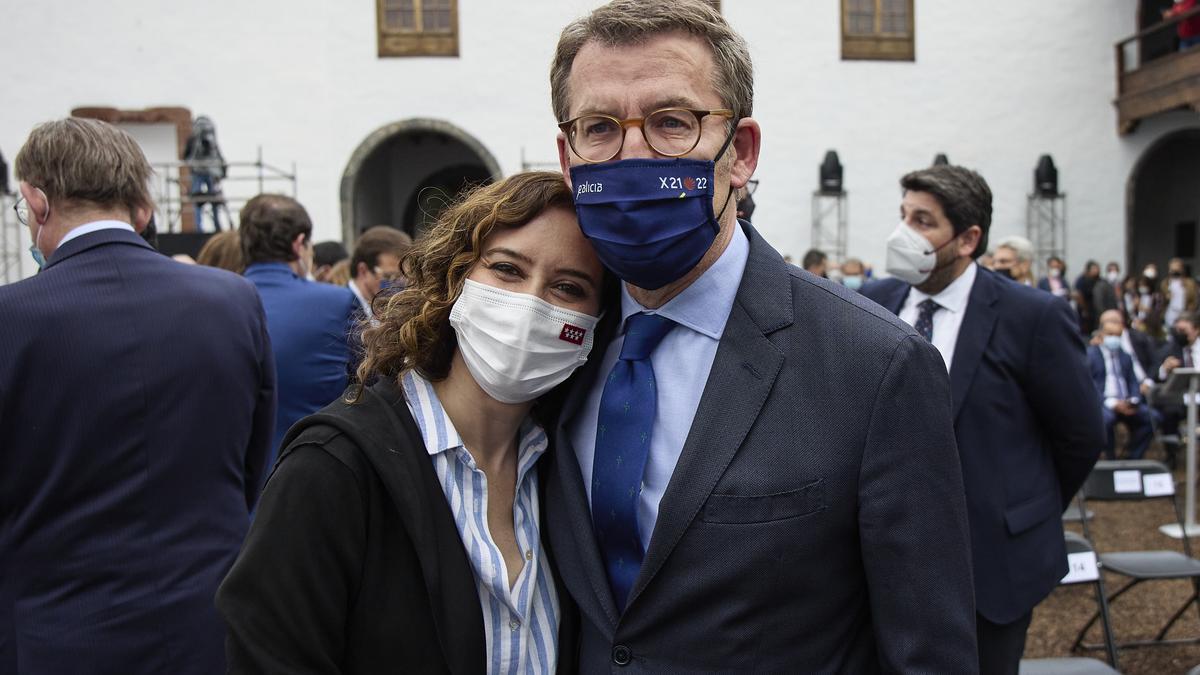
left=569, top=128, right=737, bottom=290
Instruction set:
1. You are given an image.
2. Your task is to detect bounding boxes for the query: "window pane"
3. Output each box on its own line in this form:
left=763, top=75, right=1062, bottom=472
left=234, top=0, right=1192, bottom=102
left=382, top=0, right=415, bottom=30
left=880, top=0, right=909, bottom=34
left=846, top=0, right=876, bottom=35
left=421, top=0, right=452, bottom=33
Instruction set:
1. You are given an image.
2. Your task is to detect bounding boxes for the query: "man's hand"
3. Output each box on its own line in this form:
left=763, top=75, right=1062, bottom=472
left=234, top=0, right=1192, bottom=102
left=1114, top=400, right=1137, bottom=416
left=1164, top=356, right=1183, bottom=376
left=1141, top=381, right=1153, bottom=397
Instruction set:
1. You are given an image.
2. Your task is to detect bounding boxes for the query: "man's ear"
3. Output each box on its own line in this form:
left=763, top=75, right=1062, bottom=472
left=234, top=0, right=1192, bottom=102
left=727, top=118, right=762, bottom=190
left=354, top=261, right=370, bottom=280
left=959, top=225, right=983, bottom=259
left=20, top=183, right=50, bottom=224
left=557, top=132, right=574, bottom=192
left=291, top=233, right=307, bottom=259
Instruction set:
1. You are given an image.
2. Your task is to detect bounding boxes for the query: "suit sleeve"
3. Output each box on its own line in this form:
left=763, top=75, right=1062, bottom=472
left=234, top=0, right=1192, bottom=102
left=1025, top=298, right=1105, bottom=507
left=859, top=335, right=977, bottom=674
left=244, top=296, right=278, bottom=511
left=216, top=443, right=365, bottom=674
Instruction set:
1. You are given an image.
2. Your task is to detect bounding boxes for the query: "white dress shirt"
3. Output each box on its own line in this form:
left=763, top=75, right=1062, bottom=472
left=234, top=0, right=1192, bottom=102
left=898, top=262, right=979, bottom=373
left=58, top=220, right=136, bottom=247
left=347, top=279, right=372, bottom=319
left=1119, top=330, right=1150, bottom=385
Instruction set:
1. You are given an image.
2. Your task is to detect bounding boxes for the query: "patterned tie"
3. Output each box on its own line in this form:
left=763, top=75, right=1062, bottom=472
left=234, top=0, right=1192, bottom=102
left=592, top=312, right=675, bottom=610
left=914, top=298, right=941, bottom=342
left=1110, top=349, right=1128, bottom=400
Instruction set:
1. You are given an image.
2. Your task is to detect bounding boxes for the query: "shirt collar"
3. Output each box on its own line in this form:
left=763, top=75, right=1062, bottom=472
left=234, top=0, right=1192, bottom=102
left=908, top=262, right=978, bottom=314
left=399, top=370, right=548, bottom=463
left=58, top=220, right=136, bottom=247
left=619, top=224, right=750, bottom=340
left=348, top=279, right=373, bottom=317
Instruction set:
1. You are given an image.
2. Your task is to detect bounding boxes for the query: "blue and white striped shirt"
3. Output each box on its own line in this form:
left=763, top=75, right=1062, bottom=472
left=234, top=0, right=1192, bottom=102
left=401, top=371, right=560, bottom=674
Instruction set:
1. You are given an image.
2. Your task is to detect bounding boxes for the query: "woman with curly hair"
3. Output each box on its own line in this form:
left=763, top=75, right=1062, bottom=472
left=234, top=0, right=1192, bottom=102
left=217, top=172, right=610, bottom=674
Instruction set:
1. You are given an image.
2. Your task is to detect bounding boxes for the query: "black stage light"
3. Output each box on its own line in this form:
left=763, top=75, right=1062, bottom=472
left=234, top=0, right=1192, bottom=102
left=932, top=153, right=950, bottom=166
left=819, top=150, right=843, bottom=194
left=1034, top=154, right=1059, bottom=197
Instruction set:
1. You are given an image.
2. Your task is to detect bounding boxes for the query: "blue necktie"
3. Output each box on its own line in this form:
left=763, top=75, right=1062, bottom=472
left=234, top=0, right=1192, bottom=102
left=1110, top=349, right=1128, bottom=400
left=915, top=298, right=940, bottom=342
left=592, top=312, right=675, bottom=609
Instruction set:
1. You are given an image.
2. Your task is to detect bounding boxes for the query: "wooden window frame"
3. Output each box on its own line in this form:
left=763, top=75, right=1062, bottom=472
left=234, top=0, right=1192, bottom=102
left=841, top=0, right=915, bottom=62
left=377, top=0, right=459, bottom=58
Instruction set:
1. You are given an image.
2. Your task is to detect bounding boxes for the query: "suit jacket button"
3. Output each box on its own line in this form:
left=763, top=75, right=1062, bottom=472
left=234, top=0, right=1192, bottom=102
left=612, top=645, right=632, bottom=666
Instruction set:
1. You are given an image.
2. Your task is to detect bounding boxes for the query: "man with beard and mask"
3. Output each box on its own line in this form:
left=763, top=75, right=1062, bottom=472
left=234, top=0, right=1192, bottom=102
left=240, top=194, right=357, bottom=459
left=546, top=2, right=975, bottom=672
left=862, top=165, right=1103, bottom=675
left=1154, top=312, right=1200, bottom=468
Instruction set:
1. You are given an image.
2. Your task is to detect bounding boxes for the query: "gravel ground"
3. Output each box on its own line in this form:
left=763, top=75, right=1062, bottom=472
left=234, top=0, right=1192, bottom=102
left=1024, top=442, right=1200, bottom=674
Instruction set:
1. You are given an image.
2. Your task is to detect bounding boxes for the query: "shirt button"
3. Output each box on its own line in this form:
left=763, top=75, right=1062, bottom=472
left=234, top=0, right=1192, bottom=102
left=525, top=550, right=534, bottom=561
left=510, top=619, right=521, bottom=631
left=612, top=645, right=632, bottom=666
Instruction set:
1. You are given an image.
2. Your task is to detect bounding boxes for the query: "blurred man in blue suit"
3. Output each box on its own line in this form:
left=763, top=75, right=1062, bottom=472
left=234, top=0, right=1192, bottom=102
left=0, top=118, right=276, bottom=675
left=863, top=165, right=1104, bottom=675
left=239, top=194, right=357, bottom=457
left=1089, top=309, right=1155, bottom=460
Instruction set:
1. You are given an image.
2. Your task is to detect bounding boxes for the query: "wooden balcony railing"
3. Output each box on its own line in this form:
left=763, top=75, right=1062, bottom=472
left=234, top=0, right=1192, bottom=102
left=1115, top=4, right=1200, bottom=135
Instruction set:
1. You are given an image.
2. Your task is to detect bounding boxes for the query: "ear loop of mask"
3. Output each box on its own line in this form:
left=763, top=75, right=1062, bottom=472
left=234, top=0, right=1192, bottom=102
left=32, top=187, right=51, bottom=253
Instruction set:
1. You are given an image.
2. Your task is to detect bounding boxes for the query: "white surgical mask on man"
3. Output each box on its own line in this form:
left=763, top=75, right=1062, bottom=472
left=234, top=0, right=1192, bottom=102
left=449, top=279, right=600, bottom=404
left=885, top=221, right=958, bottom=286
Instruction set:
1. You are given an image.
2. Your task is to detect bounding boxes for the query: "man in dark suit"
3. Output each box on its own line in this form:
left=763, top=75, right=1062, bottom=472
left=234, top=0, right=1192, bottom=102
left=862, top=165, right=1104, bottom=674
left=546, top=2, right=977, bottom=672
left=1088, top=311, right=1154, bottom=460
left=239, top=194, right=358, bottom=457
left=0, top=118, right=276, bottom=675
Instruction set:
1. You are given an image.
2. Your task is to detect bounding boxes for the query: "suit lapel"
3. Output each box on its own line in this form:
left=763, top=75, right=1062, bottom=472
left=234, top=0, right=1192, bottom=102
left=627, top=225, right=789, bottom=609
left=879, top=280, right=911, bottom=315
left=549, top=316, right=622, bottom=632
left=950, top=270, right=1000, bottom=420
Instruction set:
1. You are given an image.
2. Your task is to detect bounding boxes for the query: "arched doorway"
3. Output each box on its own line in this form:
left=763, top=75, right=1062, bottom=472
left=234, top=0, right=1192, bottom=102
left=340, top=119, right=501, bottom=244
left=1127, top=129, right=1200, bottom=275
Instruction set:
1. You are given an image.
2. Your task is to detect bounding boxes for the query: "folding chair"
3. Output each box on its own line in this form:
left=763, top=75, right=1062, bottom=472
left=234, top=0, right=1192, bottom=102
left=1073, top=459, right=1200, bottom=653
left=1019, top=532, right=1119, bottom=674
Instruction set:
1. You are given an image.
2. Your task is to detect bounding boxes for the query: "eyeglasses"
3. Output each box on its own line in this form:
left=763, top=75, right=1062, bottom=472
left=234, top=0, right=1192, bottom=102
left=558, top=107, right=735, bottom=163
left=13, top=196, right=29, bottom=226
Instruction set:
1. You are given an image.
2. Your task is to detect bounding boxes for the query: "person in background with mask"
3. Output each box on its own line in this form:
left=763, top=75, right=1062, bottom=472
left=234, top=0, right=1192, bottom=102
left=1106, top=261, right=1122, bottom=287
left=1154, top=313, right=1200, bottom=468
left=801, top=247, right=828, bottom=278
left=1088, top=310, right=1155, bottom=460
left=992, top=235, right=1035, bottom=286
left=240, top=194, right=357, bottom=459
left=548, top=2, right=975, bottom=671
left=312, top=240, right=349, bottom=283
left=218, top=172, right=604, bottom=673
left=1162, top=257, right=1198, bottom=328
left=840, top=256, right=867, bottom=291
left=862, top=164, right=1103, bottom=675
left=1037, top=255, right=1070, bottom=299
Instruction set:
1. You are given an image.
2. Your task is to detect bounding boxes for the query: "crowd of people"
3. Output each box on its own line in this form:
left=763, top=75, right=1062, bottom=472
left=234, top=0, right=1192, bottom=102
left=0, top=2, right=1188, bottom=674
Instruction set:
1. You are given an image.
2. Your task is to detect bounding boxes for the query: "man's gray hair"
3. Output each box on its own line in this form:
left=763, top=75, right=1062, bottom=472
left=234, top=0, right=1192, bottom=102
left=550, top=0, right=754, bottom=123
left=995, top=235, right=1034, bottom=264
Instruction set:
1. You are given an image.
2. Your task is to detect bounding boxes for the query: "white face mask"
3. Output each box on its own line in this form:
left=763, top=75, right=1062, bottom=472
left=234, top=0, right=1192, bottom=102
left=1107, top=271, right=1120, bottom=284
left=450, top=279, right=600, bottom=404
left=885, top=221, right=945, bottom=285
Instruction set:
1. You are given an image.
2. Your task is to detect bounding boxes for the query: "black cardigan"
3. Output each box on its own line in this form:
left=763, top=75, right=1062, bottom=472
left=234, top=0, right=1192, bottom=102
left=216, top=378, right=578, bottom=674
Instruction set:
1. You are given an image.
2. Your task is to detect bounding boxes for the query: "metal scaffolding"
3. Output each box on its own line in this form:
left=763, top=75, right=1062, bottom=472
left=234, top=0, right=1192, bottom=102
left=811, top=190, right=848, bottom=263
left=1027, top=192, right=1067, bottom=277
left=150, top=147, right=297, bottom=233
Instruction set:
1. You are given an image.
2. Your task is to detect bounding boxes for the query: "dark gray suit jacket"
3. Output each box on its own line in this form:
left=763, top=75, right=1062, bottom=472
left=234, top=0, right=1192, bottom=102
left=548, top=224, right=978, bottom=673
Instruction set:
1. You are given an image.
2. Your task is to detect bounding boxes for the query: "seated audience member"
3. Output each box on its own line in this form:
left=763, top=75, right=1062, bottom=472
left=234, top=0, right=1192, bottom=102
left=1, top=118, right=275, bottom=674
left=992, top=236, right=1035, bottom=286
left=197, top=229, right=244, bottom=273
left=348, top=225, right=413, bottom=320
left=312, top=240, right=349, bottom=283
left=240, top=194, right=358, bottom=457
left=840, top=256, right=867, bottom=291
left=1037, top=256, right=1070, bottom=300
left=1089, top=311, right=1154, bottom=460
left=1111, top=308, right=1159, bottom=394
left=802, top=248, right=827, bottom=278
left=1155, top=313, right=1200, bottom=461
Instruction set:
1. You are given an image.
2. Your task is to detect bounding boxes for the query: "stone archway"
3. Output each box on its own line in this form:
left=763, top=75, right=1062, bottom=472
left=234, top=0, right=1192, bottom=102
left=339, top=119, right=501, bottom=245
left=1126, top=128, right=1200, bottom=276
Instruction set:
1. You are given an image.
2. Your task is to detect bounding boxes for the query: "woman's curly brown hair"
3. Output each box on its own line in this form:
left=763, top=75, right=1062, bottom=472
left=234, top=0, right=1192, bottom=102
left=352, top=171, right=578, bottom=397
